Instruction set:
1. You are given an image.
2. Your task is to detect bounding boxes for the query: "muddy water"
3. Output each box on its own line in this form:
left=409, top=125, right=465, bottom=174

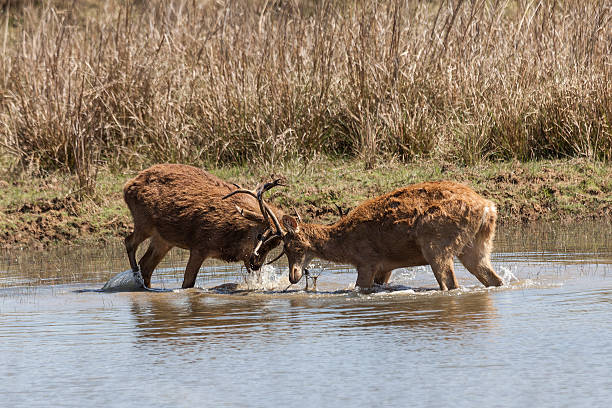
left=1, top=223, right=611, bottom=408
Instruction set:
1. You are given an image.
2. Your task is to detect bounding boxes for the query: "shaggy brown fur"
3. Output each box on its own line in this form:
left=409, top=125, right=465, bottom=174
left=281, top=181, right=503, bottom=291
left=123, top=164, right=284, bottom=288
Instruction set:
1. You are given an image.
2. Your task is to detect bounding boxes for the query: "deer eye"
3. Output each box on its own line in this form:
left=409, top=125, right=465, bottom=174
left=256, top=233, right=262, bottom=240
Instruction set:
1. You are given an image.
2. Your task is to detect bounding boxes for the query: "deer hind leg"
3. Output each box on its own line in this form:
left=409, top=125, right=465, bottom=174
left=458, top=251, right=502, bottom=287
left=125, top=225, right=152, bottom=272
left=182, top=250, right=207, bottom=289
left=138, top=235, right=172, bottom=288
left=426, top=256, right=458, bottom=291
left=458, top=241, right=503, bottom=288
left=374, top=270, right=393, bottom=285
left=458, top=207, right=503, bottom=287
left=418, top=241, right=460, bottom=290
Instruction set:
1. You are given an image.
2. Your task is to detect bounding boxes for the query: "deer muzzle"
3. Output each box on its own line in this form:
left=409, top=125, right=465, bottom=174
left=248, top=257, right=260, bottom=271
left=289, top=265, right=303, bottom=284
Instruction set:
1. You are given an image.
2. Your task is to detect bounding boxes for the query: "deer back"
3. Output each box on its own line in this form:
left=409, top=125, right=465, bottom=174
left=341, top=181, right=492, bottom=230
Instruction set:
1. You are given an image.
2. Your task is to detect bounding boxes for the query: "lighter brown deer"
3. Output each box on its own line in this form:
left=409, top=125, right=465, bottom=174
left=123, top=164, right=285, bottom=288
left=240, top=181, right=504, bottom=291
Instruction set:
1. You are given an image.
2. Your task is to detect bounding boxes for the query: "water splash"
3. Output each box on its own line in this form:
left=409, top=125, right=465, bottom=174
left=239, top=265, right=291, bottom=291
left=498, top=265, right=519, bottom=284
left=389, top=267, right=422, bottom=285
left=100, top=269, right=145, bottom=292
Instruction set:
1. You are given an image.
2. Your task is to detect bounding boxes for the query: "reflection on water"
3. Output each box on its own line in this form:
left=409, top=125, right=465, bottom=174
left=0, top=221, right=611, bottom=408
left=127, top=289, right=499, bottom=349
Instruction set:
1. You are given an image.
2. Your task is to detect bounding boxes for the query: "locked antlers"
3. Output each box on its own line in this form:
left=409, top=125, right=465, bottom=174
left=223, top=178, right=285, bottom=257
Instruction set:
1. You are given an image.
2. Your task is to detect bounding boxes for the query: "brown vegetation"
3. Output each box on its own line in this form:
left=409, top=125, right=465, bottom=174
left=0, top=0, right=610, bottom=196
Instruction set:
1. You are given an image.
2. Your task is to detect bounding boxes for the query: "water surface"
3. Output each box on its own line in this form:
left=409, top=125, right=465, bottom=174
left=1, top=222, right=611, bottom=407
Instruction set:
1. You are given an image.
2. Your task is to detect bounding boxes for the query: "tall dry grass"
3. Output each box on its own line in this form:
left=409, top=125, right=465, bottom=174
left=0, top=0, right=610, bottom=192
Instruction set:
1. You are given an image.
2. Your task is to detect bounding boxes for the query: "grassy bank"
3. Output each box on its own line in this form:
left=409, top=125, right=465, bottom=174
left=1, top=158, right=610, bottom=249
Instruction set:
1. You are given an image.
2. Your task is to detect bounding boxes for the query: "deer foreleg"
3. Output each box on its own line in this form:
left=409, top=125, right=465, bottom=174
left=355, top=267, right=376, bottom=292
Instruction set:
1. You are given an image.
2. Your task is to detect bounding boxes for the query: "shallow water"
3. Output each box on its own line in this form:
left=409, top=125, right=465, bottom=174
left=1, top=222, right=611, bottom=407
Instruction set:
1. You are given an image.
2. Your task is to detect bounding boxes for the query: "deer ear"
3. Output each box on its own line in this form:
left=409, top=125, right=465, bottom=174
left=282, top=215, right=300, bottom=234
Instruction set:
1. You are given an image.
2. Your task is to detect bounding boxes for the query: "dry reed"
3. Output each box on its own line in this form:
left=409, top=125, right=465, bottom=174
left=0, top=0, right=610, bottom=193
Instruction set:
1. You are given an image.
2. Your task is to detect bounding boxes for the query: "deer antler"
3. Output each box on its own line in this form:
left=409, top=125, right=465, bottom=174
left=293, top=206, right=302, bottom=223
left=223, top=178, right=286, bottom=255
left=223, top=178, right=284, bottom=235
left=255, top=179, right=285, bottom=235
left=265, top=248, right=286, bottom=265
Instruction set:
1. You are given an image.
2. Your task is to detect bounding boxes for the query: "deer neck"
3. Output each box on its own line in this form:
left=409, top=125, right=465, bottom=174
left=303, top=223, right=353, bottom=265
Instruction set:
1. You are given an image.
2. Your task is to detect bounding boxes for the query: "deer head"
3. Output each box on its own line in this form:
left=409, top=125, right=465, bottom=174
left=223, top=179, right=285, bottom=271
left=228, top=181, right=319, bottom=285
left=280, top=214, right=314, bottom=284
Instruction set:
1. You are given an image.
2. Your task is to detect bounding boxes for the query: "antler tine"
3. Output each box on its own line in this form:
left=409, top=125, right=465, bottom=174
left=293, top=206, right=302, bottom=223
left=256, top=178, right=285, bottom=196
left=252, top=236, right=264, bottom=256
left=256, top=178, right=285, bottom=236
left=252, top=228, right=274, bottom=256
left=222, top=188, right=257, bottom=201
left=265, top=249, right=285, bottom=265
left=223, top=186, right=275, bottom=242
left=223, top=178, right=285, bottom=237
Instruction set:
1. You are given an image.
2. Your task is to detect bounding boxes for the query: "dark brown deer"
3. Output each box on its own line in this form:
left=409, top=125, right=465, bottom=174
left=123, top=164, right=285, bottom=288
left=237, top=181, right=504, bottom=291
